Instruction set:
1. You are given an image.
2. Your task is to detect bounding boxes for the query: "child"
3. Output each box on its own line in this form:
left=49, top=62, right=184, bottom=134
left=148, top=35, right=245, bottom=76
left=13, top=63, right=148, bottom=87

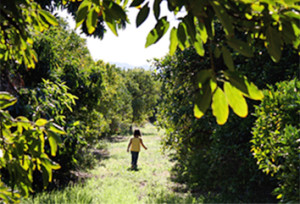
left=127, top=129, right=147, bottom=170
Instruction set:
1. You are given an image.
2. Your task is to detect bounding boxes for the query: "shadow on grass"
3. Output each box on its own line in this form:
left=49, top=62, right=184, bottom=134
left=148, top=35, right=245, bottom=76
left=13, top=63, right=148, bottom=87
left=126, top=167, right=143, bottom=172
left=152, top=191, right=226, bottom=204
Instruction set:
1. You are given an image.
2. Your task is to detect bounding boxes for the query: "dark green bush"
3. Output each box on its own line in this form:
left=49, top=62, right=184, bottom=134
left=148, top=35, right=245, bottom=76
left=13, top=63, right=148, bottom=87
left=155, top=42, right=298, bottom=202
left=251, top=79, right=300, bottom=202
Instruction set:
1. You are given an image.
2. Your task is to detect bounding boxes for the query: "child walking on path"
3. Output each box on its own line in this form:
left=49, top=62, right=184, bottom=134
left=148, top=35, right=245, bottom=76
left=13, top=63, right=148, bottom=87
left=127, top=129, right=147, bottom=170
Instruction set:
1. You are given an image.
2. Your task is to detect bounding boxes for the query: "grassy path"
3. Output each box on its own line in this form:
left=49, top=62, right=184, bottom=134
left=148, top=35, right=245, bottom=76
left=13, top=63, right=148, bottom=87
left=24, top=123, right=200, bottom=203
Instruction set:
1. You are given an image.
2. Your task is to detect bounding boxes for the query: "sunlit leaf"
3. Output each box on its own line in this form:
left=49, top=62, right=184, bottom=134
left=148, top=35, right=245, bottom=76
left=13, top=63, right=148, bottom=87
left=224, top=82, right=248, bottom=117
left=224, top=71, right=264, bottom=100
left=76, top=0, right=91, bottom=28
left=35, top=118, right=48, bottom=127
left=86, top=7, right=97, bottom=34
left=211, top=87, right=229, bottom=125
left=177, top=22, right=187, bottom=49
left=194, top=34, right=205, bottom=56
left=39, top=10, right=58, bottom=26
left=48, top=123, right=65, bottom=135
left=194, top=82, right=212, bottom=119
left=0, top=92, right=17, bottom=109
left=169, top=27, right=178, bottom=55
left=145, top=17, right=169, bottom=47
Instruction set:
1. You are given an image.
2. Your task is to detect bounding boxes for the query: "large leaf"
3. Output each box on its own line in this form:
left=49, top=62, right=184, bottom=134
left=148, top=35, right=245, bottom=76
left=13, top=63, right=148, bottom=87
left=266, top=26, right=282, bottom=62
left=39, top=10, right=58, bottom=26
left=145, top=17, right=169, bottom=47
left=222, top=46, right=234, bottom=71
left=224, top=71, right=264, bottom=100
left=194, top=33, right=205, bottom=56
left=47, top=131, right=61, bottom=156
left=75, top=0, right=91, bottom=28
left=196, top=69, right=213, bottom=88
left=194, top=82, right=212, bottom=119
left=136, top=2, right=149, bottom=27
left=183, top=14, right=196, bottom=42
left=211, top=87, right=229, bottom=125
left=153, top=0, right=162, bottom=20
left=198, top=23, right=208, bottom=43
left=211, top=1, right=233, bottom=35
left=224, top=82, right=248, bottom=117
left=227, top=38, right=254, bottom=57
left=177, top=22, right=188, bottom=50
left=169, top=27, right=178, bottom=55
left=86, top=7, right=97, bottom=34
left=105, top=1, right=127, bottom=21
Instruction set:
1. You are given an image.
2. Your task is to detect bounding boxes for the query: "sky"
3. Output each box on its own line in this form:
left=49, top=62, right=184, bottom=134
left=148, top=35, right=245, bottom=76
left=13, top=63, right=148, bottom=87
left=57, top=2, right=181, bottom=69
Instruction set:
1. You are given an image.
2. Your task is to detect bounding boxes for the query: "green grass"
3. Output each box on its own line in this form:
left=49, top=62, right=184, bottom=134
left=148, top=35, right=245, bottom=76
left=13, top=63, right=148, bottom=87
left=23, top=123, right=203, bottom=204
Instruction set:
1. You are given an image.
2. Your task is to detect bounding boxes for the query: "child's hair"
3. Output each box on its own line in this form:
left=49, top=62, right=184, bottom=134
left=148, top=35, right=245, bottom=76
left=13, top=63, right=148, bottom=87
left=133, top=129, right=141, bottom=137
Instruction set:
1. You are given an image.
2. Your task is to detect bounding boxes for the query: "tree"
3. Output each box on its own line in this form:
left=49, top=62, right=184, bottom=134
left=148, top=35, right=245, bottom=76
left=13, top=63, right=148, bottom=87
left=252, top=79, right=300, bottom=202
left=2, top=0, right=299, bottom=124
left=123, top=68, right=160, bottom=124
left=154, top=43, right=298, bottom=201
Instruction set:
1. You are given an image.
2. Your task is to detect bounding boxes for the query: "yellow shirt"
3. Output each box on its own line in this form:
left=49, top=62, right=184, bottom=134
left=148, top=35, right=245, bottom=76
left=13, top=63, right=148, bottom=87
left=130, top=137, right=140, bottom=152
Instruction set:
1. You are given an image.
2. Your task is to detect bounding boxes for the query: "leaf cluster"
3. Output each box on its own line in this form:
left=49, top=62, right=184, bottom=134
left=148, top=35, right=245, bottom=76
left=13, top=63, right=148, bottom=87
left=0, top=92, right=64, bottom=202
left=251, top=79, right=300, bottom=202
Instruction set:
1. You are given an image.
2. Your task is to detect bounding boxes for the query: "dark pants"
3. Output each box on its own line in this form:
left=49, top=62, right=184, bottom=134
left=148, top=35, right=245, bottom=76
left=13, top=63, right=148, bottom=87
left=131, top=151, right=139, bottom=167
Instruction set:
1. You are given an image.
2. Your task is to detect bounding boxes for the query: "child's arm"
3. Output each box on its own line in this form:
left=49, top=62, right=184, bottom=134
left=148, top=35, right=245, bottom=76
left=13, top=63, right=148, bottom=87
left=127, top=138, right=132, bottom=152
left=140, top=139, right=147, bottom=150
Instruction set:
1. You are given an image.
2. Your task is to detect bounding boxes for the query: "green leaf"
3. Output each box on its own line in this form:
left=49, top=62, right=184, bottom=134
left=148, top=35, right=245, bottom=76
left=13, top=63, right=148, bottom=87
left=196, top=69, right=213, bottom=88
left=266, top=26, right=282, bottom=62
left=47, top=131, right=61, bottom=156
left=224, top=71, right=264, bottom=100
left=169, top=27, right=178, bottom=55
left=194, top=33, right=205, bottom=56
left=183, top=14, right=196, bottom=42
left=227, top=38, right=254, bottom=57
left=198, top=23, right=208, bottom=43
left=86, top=7, right=97, bottom=34
left=214, top=46, right=221, bottom=58
left=105, top=1, right=127, bottom=21
left=76, top=0, right=91, bottom=28
left=0, top=92, right=17, bottom=109
left=39, top=10, right=58, bottom=26
left=35, top=118, right=48, bottom=127
left=194, top=82, right=212, bottom=119
left=130, top=0, right=145, bottom=7
left=211, top=1, right=233, bottom=35
left=136, top=2, right=150, bottom=27
left=177, top=22, right=187, bottom=49
left=145, top=17, right=169, bottom=47
left=153, top=0, right=162, bottom=20
left=48, top=123, right=65, bottom=135
left=211, top=87, right=229, bottom=125
left=224, top=82, right=248, bottom=117
left=222, top=46, right=234, bottom=71
left=284, top=11, right=300, bottom=20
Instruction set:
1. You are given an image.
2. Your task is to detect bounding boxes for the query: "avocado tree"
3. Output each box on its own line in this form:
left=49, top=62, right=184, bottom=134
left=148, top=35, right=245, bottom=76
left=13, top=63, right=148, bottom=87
left=1, top=0, right=299, bottom=123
